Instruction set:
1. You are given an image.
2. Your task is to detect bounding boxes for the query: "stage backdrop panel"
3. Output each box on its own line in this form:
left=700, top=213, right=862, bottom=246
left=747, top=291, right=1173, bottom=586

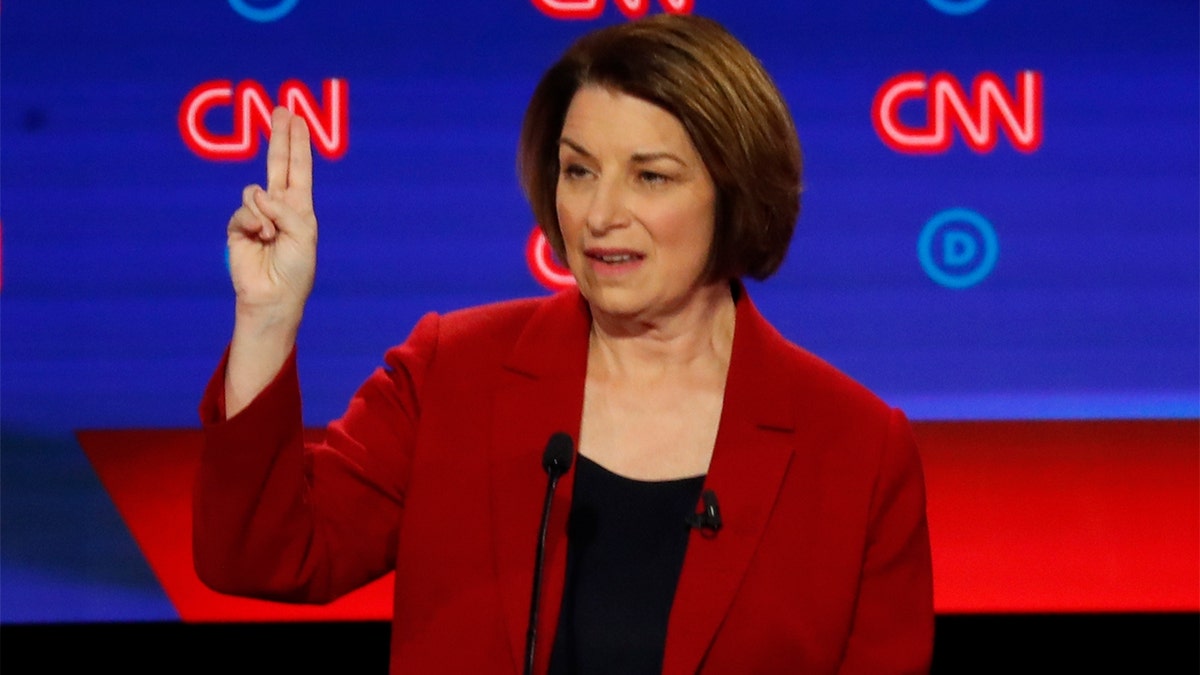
left=2, top=0, right=1196, bottom=622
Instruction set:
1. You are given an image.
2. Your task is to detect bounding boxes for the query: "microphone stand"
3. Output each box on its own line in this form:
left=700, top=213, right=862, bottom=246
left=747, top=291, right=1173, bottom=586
left=525, top=433, right=574, bottom=675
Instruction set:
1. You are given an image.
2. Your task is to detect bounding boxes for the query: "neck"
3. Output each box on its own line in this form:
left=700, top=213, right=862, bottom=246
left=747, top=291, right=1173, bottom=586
left=587, top=280, right=737, bottom=382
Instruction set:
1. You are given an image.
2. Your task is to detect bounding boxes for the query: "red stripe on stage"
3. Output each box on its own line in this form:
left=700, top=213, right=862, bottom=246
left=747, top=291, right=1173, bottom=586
left=77, top=428, right=392, bottom=622
left=916, top=420, right=1199, bottom=613
left=78, top=420, right=1199, bottom=622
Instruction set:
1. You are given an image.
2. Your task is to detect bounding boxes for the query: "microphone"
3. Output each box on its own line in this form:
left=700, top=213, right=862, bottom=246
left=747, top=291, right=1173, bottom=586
left=542, top=432, right=574, bottom=479
left=525, top=432, right=575, bottom=675
left=686, top=489, right=722, bottom=535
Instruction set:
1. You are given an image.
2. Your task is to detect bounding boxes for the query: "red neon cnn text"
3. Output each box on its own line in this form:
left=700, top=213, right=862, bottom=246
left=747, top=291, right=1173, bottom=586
left=179, top=79, right=349, bottom=161
left=526, top=226, right=575, bottom=292
left=872, top=71, right=1043, bottom=154
left=531, top=0, right=693, bottom=20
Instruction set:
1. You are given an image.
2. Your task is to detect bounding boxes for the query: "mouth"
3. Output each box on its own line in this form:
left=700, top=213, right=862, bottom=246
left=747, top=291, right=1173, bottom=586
left=585, top=249, right=645, bottom=265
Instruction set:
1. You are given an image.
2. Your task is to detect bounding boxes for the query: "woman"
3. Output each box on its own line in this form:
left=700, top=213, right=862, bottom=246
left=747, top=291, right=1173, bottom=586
left=194, top=14, right=933, bottom=675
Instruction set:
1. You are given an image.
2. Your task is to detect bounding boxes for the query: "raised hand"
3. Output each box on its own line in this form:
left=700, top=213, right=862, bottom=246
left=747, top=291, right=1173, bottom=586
left=227, top=106, right=317, bottom=321
left=224, top=107, right=318, bottom=415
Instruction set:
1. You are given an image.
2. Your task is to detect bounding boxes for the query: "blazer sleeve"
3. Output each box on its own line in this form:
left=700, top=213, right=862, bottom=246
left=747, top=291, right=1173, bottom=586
left=193, top=312, right=441, bottom=604
left=837, top=408, right=934, bottom=675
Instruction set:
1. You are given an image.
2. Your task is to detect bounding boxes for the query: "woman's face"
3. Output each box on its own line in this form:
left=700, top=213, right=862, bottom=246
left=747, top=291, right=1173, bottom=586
left=556, top=86, right=717, bottom=322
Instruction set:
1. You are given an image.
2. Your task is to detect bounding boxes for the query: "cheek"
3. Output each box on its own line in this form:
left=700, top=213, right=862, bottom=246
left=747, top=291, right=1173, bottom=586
left=554, top=207, right=574, bottom=245
left=554, top=200, right=581, bottom=269
left=683, top=194, right=718, bottom=255
left=555, top=190, right=585, bottom=241
left=656, top=204, right=715, bottom=252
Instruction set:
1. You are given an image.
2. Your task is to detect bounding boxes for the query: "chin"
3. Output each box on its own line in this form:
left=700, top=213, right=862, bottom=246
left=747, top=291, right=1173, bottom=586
left=578, top=285, right=649, bottom=319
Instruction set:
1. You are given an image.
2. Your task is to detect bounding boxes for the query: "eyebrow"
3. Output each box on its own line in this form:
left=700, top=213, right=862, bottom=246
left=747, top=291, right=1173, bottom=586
left=558, top=136, right=687, bottom=167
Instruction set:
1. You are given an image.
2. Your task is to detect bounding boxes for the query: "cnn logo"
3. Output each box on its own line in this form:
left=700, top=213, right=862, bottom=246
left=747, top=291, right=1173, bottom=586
left=532, top=0, right=692, bottom=20
left=526, top=226, right=575, bottom=291
left=872, top=71, right=1043, bottom=154
left=179, top=78, right=349, bottom=161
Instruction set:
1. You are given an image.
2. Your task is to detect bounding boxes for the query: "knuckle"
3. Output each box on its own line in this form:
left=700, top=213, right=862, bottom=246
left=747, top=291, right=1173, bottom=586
left=242, top=185, right=261, bottom=205
left=228, top=209, right=252, bottom=231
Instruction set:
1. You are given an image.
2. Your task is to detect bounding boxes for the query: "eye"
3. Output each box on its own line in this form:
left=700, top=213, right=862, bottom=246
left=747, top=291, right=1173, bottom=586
left=639, top=170, right=669, bottom=185
left=560, top=163, right=591, bottom=180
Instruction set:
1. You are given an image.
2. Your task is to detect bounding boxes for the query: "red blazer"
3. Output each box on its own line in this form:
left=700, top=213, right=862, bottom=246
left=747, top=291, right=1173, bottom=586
left=195, top=286, right=933, bottom=674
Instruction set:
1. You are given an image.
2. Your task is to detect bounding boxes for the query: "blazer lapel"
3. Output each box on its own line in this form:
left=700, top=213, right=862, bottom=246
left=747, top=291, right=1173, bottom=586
left=489, top=290, right=591, bottom=674
left=663, top=289, right=797, bottom=675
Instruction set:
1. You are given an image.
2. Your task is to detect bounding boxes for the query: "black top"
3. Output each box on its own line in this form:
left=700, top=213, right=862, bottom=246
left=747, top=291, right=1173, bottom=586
left=548, top=455, right=706, bottom=675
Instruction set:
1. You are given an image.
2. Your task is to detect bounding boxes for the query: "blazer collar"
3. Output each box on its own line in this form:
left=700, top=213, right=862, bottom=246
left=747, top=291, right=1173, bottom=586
left=663, top=282, right=798, bottom=674
left=504, top=289, right=592, bottom=378
left=489, top=282, right=797, bottom=674
left=490, top=289, right=591, bottom=674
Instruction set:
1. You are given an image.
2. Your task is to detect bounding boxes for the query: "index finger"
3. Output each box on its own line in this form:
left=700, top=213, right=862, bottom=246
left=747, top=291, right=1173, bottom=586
left=288, top=114, right=313, bottom=208
left=266, top=107, right=292, bottom=195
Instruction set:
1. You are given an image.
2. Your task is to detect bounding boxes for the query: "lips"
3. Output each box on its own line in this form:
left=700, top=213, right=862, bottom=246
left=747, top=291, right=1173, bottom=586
left=585, top=248, right=645, bottom=264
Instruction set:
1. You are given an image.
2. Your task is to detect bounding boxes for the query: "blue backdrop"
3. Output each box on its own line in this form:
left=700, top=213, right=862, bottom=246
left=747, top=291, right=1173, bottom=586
left=2, top=0, right=1196, bottom=621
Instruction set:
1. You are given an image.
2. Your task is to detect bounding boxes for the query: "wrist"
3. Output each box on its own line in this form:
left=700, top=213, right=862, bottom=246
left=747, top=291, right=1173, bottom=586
left=233, top=301, right=303, bottom=342
left=226, top=313, right=300, bottom=418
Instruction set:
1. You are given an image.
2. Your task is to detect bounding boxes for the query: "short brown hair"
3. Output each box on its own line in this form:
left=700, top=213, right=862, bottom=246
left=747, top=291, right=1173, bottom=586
left=518, top=14, right=802, bottom=281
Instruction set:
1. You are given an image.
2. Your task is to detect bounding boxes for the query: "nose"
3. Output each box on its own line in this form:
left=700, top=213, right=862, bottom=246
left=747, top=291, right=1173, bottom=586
left=584, top=176, right=628, bottom=235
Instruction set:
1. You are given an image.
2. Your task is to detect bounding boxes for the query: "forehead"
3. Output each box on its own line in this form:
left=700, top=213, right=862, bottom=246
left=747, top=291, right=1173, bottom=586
left=559, top=86, right=699, bottom=159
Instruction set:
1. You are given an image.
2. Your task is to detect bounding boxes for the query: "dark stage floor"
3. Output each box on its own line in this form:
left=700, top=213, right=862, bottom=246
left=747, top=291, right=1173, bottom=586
left=3, top=613, right=1196, bottom=673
